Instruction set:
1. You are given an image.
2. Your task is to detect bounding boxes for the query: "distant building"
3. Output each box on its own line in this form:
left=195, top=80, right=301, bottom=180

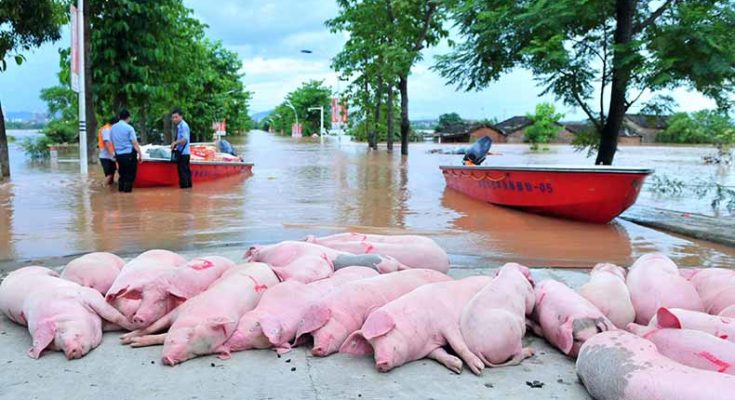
left=623, top=114, right=669, bottom=143
left=493, top=116, right=574, bottom=144
left=563, top=120, right=645, bottom=146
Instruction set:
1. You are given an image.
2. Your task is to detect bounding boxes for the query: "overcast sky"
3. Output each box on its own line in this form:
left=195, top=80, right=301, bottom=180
left=0, top=0, right=718, bottom=121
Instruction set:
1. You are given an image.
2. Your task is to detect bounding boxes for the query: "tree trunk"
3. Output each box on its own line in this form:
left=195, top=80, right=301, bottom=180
left=0, top=102, right=9, bottom=178
left=372, top=75, right=384, bottom=150
left=597, top=0, right=636, bottom=165
left=83, top=5, right=97, bottom=165
left=399, top=74, right=409, bottom=156
left=363, top=77, right=371, bottom=149
left=386, top=82, right=394, bottom=153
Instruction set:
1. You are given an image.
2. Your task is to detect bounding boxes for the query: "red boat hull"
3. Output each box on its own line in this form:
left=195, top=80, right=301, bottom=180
left=440, top=165, right=653, bottom=223
left=134, top=160, right=253, bottom=188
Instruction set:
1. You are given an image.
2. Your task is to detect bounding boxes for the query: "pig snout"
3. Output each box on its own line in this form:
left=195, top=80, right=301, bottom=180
left=162, top=355, right=178, bottom=366
left=62, top=339, right=88, bottom=360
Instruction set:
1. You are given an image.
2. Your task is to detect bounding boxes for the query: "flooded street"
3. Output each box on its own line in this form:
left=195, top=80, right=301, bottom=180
left=1, top=129, right=733, bottom=269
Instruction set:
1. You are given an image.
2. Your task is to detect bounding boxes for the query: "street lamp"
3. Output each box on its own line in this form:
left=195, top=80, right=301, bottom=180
left=285, top=100, right=299, bottom=136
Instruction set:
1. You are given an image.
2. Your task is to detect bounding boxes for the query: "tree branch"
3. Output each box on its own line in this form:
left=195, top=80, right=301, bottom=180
left=412, top=1, right=437, bottom=53
left=559, top=70, right=603, bottom=131
left=625, top=86, right=649, bottom=112
left=633, top=0, right=677, bottom=34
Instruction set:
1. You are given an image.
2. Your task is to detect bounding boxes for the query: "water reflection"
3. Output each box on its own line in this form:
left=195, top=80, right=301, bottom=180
left=440, top=187, right=633, bottom=268
left=1, top=129, right=733, bottom=270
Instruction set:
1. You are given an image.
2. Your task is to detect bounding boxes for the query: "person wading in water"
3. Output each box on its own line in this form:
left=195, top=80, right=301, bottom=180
left=170, top=108, right=192, bottom=189
left=110, top=109, right=142, bottom=192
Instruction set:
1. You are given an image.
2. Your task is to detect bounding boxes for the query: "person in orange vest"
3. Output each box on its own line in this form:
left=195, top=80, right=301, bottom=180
left=98, top=116, right=119, bottom=185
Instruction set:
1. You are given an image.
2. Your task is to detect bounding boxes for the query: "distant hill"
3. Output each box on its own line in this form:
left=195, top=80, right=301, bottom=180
left=251, top=110, right=273, bottom=122
left=5, top=111, right=48, bottom=122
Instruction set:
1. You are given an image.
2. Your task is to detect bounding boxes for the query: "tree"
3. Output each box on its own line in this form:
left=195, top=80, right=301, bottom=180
left=436, top=0, right=735, bottom=165
left=40, top=0, right=252, bottom=147
left=0, top=0, right=65, bottom=178
left=270, top=81, right=331, bottom=137
left=435, top=112, right=464, bottom=132
left=328, top=0, right=447, bottom=155
left=525, top=103, right=564, bottom=151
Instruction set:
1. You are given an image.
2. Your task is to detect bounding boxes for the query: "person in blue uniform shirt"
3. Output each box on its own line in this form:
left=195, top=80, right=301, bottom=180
left=110, top=109, right=142, bottom=192
left=170, top=108, right=192, bottom=189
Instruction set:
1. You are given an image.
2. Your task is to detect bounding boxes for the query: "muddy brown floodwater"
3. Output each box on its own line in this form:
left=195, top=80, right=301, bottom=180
left=1, top=129, right=733, bottom=269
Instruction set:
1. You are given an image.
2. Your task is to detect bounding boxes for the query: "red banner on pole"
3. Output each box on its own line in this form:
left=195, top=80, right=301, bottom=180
left=331, top=97, right=339, bottom=124
left=70, top=5, right=80, bottom=93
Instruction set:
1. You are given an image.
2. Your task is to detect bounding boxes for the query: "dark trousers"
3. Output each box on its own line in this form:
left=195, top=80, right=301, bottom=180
left=100, top=158, right=117, bottom=185
left=177, top=154, right=192, bottom=188
left=116, top=151, right=137, bottom=192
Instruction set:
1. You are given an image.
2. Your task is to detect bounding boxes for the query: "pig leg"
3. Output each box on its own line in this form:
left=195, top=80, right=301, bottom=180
left=486, top=347, right=535, bottom=368
left=427, top=347, right=463, bottom=374
left=120, top=310, right=176, bottom=344
left=444, top=327, right=485, bottom=376
left=129, top=334, right=167, bottom=348
left=82, top=290, right=135, bottom=331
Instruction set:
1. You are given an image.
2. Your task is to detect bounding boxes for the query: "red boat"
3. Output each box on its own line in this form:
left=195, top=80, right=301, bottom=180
left=440, top=165, right=653, bottom=223
left=134, top=159, right=254, bottom=188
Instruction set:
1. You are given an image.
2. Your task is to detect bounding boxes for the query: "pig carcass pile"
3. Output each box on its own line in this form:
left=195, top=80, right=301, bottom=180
left=2, top=234, right=735, bottom=398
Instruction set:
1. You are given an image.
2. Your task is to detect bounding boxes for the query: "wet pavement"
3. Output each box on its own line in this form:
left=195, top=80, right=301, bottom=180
left=1, top=129, right=733, bottom=270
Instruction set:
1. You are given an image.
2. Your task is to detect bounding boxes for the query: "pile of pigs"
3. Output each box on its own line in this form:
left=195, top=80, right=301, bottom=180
left=1, top=232, right=735, bottom=399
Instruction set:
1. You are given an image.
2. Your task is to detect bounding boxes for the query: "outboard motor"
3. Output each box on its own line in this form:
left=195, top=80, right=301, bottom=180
left=462, top=136, right=493, bottom=166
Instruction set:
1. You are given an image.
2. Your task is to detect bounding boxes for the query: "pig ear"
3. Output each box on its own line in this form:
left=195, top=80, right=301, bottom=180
left=298, top=304, right=331, bottom=335
left=340, top=331, right=373, bottom=356
left=361, top=310, right=395, bottom=340
left=114, top=286, right=142, bottom=301
left=557, top=318, right=574, bottom=355
left=656, top=308, right=682, bottom=329
left=27, top=320, right=56, bottom=359
left=208, top=317, right=237, bottom=337
left=260, top=316, right=285, bottom=346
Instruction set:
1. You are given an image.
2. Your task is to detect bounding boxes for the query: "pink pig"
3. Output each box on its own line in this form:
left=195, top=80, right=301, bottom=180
left=221, top=266, right=378, bottom=356
left=60, top=252, right=125, bottom=295
left=649, top=307, right=735, bottom=342
left=627, top=322, right=735, bottom=374
left=460, top=263, right=535, bottom=368
left=682, top=268, right=735, bottom=317
left=577, top=330, right=735, bottom=400
left=305, top=233, right=449, bottom=273
left=120, top=263, right=279, bottom=366
left=579, top=263, right=635, bottom=329
left=0, top=266, right=59, bottom=324
left=129, top=256, right=236, bottom=328
left=245, top=241, right=402, bottom=283
left=529, top=279, right=614, bottom=358
left=295, top=269, right=452, bottom=357
left=106, top=249, right=187, bottom=320
left=626, top=253, right=704, bottom=325
left=0, top=267, right=134, bottom=359
left=341, top=276, right=491, bottom=375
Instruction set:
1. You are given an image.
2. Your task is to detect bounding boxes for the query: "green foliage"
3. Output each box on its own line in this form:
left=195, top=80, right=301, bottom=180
left=525, top=103, right=564, bottom=150
left=42, top=119, right=77, bottom=144
left=435, top=112, right=464, bottom=132
left=40, top=0, right=252, bottom=145
left=0, top=0, right=65, bottom=71
left=268, top=81, right=331, bottom=137
left=328, top=0, right=448, bottom=151
left=436, top=0, right=735, bottom=162
left=18, top=136, right=53, bottom=160
left=657, top=111, right=735, bottom=145
left=649, top=175, right=735, bottom=213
